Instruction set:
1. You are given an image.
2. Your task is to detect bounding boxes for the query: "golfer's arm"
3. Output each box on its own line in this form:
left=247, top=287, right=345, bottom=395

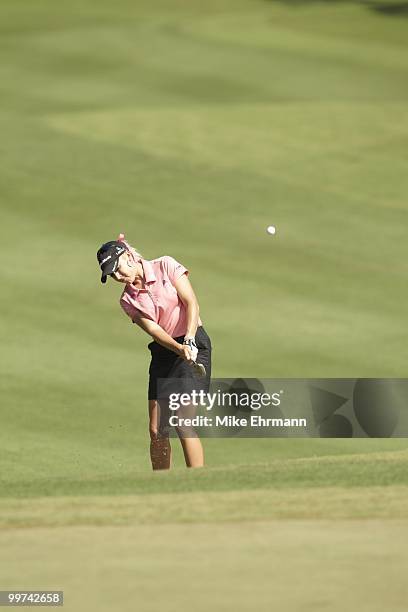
left=174, top=274, right=200, bottom=339
left=133, top=317, right=182, bottom=355
left=183, top=300, right=199, bottom=339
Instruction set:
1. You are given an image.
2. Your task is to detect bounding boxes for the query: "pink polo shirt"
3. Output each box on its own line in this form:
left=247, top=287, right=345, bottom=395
left=120, top=255, right=203, bottom=338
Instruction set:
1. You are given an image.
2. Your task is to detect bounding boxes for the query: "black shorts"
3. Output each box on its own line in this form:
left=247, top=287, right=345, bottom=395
left=148, top=326, right=212, bottom=401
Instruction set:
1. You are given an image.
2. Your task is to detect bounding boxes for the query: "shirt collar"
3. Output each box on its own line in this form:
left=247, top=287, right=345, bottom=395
left=140, top=258, right=156, bottom=284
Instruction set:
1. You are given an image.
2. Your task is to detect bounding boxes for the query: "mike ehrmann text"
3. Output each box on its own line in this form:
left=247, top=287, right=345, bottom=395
left=168, top=415, right=307, bottom=428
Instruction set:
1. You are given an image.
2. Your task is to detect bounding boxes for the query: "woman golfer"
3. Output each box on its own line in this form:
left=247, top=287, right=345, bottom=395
left=96, top=234, right=212, bottom=470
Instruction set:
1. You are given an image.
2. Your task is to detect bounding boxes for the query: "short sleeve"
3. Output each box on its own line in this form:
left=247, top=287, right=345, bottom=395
left=162, top=255, right=189, bottom=286
left=120, top=299, right=137, bottom=321
left=120, top=297, right=151, bottom=323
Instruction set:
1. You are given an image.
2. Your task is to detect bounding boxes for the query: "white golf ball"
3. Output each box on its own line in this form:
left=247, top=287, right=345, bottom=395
left=267, top=225, right=276, bottom=235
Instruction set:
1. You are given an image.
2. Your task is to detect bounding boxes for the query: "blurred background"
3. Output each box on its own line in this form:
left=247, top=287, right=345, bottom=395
left=1, top=1, right=408, bottom=610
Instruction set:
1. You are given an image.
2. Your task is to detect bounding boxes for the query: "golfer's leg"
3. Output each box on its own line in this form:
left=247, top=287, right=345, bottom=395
left=175, top=402, right=204, bottom=468
left=178, top=436, right=204, bottom=468
left=148, top=400, right=171, bottom=470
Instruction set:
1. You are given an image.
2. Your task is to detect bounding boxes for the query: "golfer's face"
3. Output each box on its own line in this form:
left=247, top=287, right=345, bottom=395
left=110, top=253, right=135, bottom=284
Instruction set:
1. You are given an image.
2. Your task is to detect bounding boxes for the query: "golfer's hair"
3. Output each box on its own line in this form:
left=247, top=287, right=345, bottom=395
left=126, top=245, right=143, bottom=257
left=121, top=237, right=143, bottom=261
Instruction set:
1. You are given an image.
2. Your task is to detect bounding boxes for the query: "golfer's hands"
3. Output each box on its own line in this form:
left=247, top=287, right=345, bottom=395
left=178, top=344, right=198, bottom=364
left=188, top=344, right=198, bottom=363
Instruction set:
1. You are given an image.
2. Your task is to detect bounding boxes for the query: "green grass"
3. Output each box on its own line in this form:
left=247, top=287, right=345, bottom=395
left=1, top=1, right=408, bottom=610
left=1, top=520, right=407, bottom=612
left=1, top=0, right=408, bottom=479
left=2, top=486, right=408, bottom=528
left=1, top=449, right=408, bottom=523
left=2, top=444, right=408, bottom=498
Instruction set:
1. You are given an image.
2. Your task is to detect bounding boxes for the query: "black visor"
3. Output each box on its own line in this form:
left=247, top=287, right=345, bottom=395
left=97, top=241, right=127, bottom=283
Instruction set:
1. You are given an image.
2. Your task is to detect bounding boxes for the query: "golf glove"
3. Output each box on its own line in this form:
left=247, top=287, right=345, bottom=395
left=183, top=338, right=198, bottom=362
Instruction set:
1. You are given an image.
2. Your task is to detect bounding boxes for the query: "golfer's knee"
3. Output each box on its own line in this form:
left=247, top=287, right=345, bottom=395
left=149, top=424, right=159, bottom=441
left=149, top=425, right=168, bottom=441
left=175, top=426, right=198, bottom=439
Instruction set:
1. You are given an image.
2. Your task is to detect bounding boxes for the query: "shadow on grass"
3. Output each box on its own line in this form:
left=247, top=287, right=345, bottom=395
left=266, top=0, right=408, bottom=17
left=374, top=1, right=408, bottom=13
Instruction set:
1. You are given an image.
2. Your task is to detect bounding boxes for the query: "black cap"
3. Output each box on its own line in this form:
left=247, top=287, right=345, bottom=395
left=97, top=241, right=128, bottom=283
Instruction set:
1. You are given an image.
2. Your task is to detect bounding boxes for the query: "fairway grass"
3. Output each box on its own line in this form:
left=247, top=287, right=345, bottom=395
left=1, top=486, right=408, bottom=529
left=2, top=446, right=408, bottom=498
left=2, top=447, right=406, bottom=611
left=2, top=0, right=408, bottom=493
left=1, top=520, right=407, bottom=612
left=2, top=448, right=408, bottom=526
left=1, top=0, right=408, bottom=609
